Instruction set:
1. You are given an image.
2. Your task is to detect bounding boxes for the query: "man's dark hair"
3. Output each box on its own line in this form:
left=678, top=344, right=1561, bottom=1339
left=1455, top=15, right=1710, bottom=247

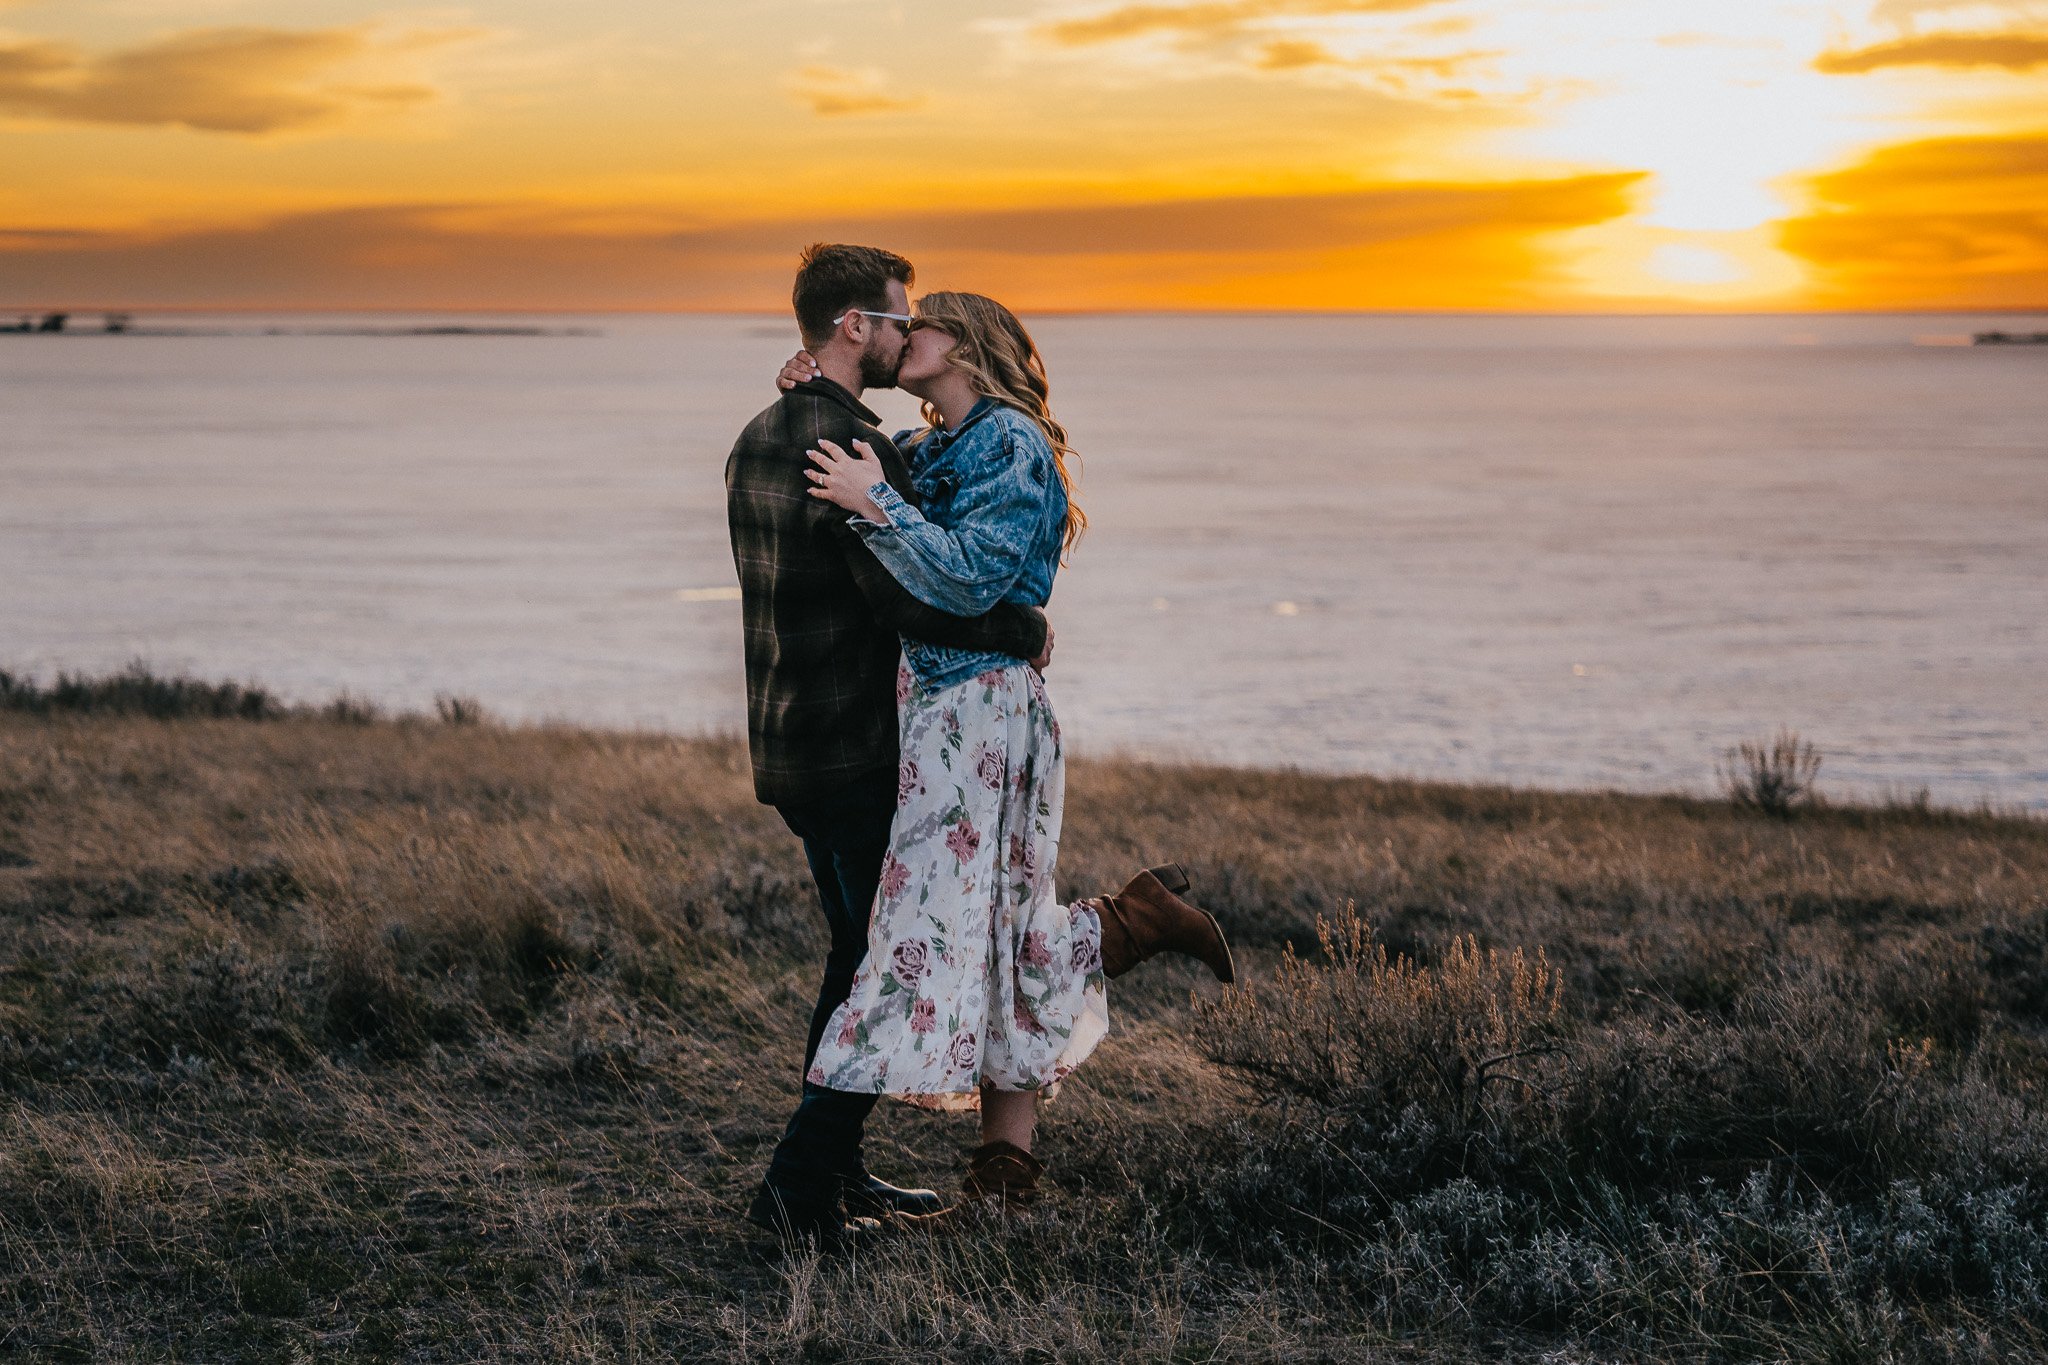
left=793, top=243, right=914, bottom=347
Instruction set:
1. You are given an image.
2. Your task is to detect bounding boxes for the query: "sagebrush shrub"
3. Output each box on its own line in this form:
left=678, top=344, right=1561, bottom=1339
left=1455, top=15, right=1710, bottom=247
left=1719, top=727, right=1822, bottom=817
left=1180, top=913, right=2048, bottom=1350
left=435, top=694, right=489, bottom=726
left=0, top=662, right=282, bottom=719
left=1195, top=906, right=1563, bottom=1131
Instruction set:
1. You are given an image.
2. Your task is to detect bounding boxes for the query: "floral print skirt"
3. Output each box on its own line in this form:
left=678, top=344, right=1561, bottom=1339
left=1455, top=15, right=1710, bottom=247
left=805, top=658, right=1108, bottom=1111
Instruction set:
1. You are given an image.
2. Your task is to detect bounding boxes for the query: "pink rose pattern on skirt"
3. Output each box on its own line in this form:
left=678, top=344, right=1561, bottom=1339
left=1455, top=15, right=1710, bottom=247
left=807, top=658, right=1109, bottom=1111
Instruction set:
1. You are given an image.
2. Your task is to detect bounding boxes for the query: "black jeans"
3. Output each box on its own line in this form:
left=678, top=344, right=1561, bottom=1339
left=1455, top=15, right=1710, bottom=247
left=762, top=767, right=897, bottom=1204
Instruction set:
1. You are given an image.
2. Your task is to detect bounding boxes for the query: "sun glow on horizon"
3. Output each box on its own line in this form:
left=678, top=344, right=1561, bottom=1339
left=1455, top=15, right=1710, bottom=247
left=1648, top=245, right=1749, bottom=285
left=1478, top=4, right=1905, bottom=233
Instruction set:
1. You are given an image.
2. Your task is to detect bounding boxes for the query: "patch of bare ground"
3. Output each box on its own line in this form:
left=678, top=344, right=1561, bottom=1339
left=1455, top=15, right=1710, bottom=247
left=2, top=684, right=2044, bottom=1361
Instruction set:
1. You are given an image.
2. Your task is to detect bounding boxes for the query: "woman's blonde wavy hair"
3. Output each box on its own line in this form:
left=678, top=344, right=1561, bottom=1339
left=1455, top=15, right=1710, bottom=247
left=912, top=291, right=1086, bottom=558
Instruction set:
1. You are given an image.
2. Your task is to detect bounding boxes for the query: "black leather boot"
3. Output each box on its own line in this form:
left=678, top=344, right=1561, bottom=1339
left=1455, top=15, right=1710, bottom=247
left=841, top=1169, right=946, bottom=1218
left=745, top=1181, right=887, bottom=1252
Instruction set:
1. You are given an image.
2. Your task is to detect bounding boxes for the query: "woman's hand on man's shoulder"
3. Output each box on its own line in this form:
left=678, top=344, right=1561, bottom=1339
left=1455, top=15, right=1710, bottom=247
left=777, top=351, right=821, bottom=391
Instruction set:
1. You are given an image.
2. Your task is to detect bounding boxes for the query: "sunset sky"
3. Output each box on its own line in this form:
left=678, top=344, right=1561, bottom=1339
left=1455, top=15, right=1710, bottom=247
left=3, top=0, right=2045, bottom=311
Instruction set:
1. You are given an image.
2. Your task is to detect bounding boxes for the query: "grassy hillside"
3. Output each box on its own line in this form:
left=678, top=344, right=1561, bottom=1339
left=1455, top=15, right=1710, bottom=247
left=2, top=676, right=2044, bottom=1361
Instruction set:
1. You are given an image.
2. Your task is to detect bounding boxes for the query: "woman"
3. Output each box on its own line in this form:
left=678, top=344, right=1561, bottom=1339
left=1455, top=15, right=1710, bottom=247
left=779, top=291, right=1233, bottom=1215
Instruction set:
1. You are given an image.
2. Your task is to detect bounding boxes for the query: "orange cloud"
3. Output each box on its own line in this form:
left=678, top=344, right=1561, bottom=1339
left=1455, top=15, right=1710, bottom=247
left=1802, top=134, right=2048, bottom=210
left=1815, top=31, right=2048, bottom=73
left=0, top=25, right=471, bottom=134
left=784, top=65, right=924, bottom=117
left=1251, top=37, right=1494, bottom=81
left=1038, top=0, right=1446, bottom=47
left=1779, top=135, right=2048, bottom=307
left=1255, top=38, right=1343, bottom=69
left=0, top=175, right=1643, bottom=311
left=1035, top=1, right=1505, bottom=103
left=834, top=175, right=1641, bottom=255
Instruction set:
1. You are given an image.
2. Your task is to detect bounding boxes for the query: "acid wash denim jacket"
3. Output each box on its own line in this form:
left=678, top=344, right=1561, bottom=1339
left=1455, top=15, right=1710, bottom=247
left=854, top=397, right=1069, bottom=693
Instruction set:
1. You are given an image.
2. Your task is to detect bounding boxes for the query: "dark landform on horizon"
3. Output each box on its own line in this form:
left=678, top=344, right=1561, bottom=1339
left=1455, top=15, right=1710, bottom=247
left=2, top=311, right=596, bottom=337
left=8, top=308, right=2044, bottom=343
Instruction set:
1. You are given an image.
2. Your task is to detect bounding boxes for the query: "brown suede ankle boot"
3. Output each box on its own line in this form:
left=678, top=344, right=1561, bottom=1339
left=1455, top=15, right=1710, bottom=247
left=899, top=1141, right=1043, bottom=1228
left=961, top=1140, right=1043, bottom=1211
left=1085, top=863, right=1235, bottom=983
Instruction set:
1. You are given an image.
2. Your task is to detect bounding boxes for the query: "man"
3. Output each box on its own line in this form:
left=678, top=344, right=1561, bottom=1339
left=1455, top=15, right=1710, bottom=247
left=725, top=243, right=1052, bottom=1247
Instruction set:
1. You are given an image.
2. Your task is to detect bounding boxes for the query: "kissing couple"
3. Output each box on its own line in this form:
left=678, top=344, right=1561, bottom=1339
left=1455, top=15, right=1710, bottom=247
left=725, top=243, right=1235, bottom=1247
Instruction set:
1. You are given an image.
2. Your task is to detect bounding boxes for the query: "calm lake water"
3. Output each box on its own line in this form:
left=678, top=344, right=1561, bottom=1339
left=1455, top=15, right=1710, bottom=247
left=5, top=312, right=2046, bottom=809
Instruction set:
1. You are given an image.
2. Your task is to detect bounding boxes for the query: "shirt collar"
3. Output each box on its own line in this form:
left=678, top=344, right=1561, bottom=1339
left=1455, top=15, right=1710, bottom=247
left=789, top=375, right=882, bottom=427
left=929, top=396, right=997, bottom=451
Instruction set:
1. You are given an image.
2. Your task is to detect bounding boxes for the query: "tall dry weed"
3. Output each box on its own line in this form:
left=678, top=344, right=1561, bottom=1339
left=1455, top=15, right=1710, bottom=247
left=1719, top=727, right=1823, bottom=817
left=1198, top=906, right=1563, bottom=1132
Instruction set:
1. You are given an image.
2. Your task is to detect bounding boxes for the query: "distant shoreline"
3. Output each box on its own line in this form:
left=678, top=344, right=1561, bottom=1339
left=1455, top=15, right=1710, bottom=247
left=6, top=304, right=2048, bottom=321
left=2, top=316, right=598, bottom=338
left=11, top=308, right=2047, bottom=344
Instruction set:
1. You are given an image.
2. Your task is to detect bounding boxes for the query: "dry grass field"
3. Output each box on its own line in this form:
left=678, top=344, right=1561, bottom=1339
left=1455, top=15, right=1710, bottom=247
left=2, top=670, right=2045, bottom=1361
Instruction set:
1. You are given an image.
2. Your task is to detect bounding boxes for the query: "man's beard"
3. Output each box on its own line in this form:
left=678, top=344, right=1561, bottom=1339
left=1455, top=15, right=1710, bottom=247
left=858, top=337, right=902, bottom=390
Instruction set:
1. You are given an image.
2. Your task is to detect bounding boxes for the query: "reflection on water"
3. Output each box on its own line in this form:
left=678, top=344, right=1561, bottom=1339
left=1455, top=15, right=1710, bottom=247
left=4, top=312, right=2045, bottom=809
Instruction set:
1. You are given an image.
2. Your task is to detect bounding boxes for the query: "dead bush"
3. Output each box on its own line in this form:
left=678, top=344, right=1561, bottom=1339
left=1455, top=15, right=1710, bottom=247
left=1719, top=727, right=1822, bottom=817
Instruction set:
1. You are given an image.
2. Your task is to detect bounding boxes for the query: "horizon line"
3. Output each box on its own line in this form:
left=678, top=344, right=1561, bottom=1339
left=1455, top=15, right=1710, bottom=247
left=8, top=303, right=2048, bottom=319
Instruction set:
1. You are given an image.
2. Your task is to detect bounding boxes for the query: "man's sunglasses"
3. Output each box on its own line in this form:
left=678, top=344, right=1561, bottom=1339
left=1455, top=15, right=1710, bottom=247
left=832, top=310, right=915, bottom=332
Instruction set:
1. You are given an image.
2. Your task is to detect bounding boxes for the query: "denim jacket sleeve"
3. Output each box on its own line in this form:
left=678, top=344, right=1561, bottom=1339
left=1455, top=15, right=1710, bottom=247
left=852, top=416, right=1053, bottom=615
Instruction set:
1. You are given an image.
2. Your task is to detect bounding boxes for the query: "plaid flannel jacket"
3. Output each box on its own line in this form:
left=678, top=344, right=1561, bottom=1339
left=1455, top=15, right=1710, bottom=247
left=725, top=378, right=1050, bottom=807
